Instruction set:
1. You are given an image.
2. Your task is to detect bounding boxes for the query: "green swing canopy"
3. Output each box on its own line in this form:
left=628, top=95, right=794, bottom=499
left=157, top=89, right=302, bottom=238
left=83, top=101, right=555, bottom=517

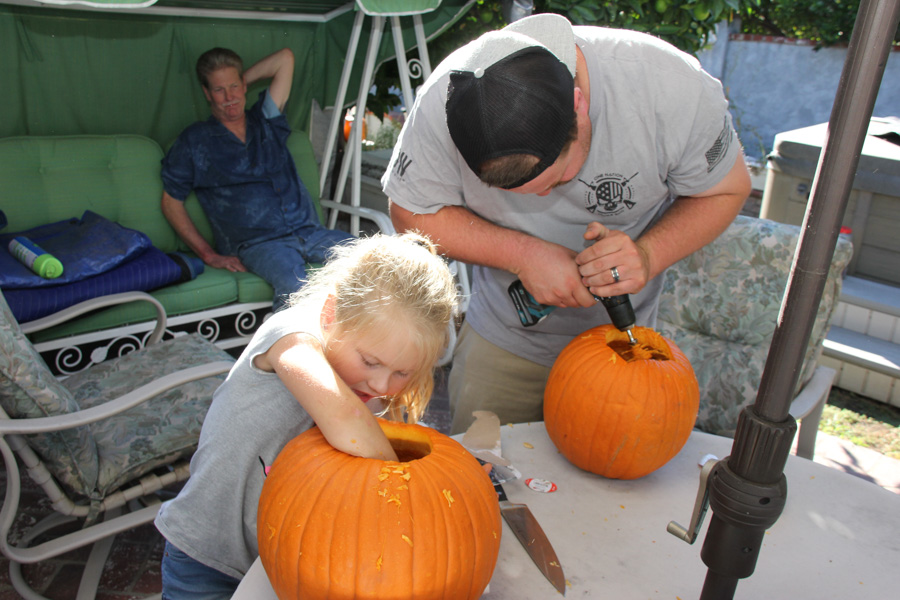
left=0, top=0, right=474, bottom=147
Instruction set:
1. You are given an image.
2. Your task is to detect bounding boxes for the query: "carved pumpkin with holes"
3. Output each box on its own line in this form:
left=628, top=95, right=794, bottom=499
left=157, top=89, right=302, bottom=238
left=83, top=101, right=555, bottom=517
left=544, top=325, right=700, bottom=480
left=257, top=420, right=501, bottom=600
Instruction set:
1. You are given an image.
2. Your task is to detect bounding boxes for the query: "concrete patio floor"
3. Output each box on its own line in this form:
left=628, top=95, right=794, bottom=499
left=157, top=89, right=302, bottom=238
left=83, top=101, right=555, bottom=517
left=805, top=424, right=900, bottom=495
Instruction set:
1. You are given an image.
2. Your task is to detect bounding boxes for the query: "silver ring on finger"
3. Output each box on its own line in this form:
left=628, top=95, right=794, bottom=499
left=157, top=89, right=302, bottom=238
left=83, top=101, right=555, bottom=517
left=610, top=266, right=620, bottom=283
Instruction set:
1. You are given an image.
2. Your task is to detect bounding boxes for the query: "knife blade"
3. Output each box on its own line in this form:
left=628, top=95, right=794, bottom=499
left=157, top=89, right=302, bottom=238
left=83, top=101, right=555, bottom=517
left=496, top=481, right=566, bottom=595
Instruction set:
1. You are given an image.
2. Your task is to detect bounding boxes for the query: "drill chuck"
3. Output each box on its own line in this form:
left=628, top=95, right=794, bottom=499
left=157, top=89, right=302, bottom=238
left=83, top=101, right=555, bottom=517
left=596, top=294, right=638, bottom=344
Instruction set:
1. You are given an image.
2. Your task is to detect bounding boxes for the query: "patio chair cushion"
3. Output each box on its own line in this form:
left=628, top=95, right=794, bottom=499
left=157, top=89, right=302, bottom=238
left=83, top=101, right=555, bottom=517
left=0, top=290, right=100, bottom=497
left=64, top=333, right=232, bottom=495
left=657, top=215, right=853, bottom=436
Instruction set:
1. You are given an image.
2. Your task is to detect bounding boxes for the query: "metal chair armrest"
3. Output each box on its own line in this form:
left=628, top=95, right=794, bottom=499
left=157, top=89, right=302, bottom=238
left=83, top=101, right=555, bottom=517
left=789, top=364, right=836, bottom=459
left=19, top=291, right=168, bottom=345
left=319, top=198, right=395, bottom=233
left=0, top=361, right=233, bottom=435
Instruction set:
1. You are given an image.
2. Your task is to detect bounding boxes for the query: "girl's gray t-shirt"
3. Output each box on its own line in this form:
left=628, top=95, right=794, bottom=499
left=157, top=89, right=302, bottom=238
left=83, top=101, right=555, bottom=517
left=155, top=302, right=320, bottom=578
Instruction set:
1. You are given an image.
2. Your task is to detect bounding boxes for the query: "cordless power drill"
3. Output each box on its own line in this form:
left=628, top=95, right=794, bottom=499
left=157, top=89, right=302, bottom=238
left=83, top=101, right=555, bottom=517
left=508, top=280, right=638, bottom=345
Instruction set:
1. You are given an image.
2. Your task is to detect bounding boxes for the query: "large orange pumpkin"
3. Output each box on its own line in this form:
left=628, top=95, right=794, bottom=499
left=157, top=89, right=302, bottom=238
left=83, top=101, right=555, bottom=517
left=544, top=325, right=699, bottom=480
left=257, top=419, right=501, bottom=600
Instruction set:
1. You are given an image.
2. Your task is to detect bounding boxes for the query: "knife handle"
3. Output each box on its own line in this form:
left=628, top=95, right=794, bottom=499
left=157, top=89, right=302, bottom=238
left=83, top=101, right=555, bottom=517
left=494, top=482, right=509, bottom=503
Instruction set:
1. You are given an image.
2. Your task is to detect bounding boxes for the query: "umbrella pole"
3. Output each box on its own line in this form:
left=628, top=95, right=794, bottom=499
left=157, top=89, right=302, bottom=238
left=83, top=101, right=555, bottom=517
left=697, top=1, right=900, bottom=598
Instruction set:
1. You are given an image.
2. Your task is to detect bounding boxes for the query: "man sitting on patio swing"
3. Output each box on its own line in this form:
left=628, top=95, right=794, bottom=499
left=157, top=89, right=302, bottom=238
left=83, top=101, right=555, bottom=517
left=160, top=47, right=352, bottom=311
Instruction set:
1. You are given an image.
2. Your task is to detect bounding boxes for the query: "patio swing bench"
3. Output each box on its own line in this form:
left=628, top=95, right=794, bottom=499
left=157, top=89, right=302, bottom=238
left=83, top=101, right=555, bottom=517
left=0, top=132, right=389, bottom=376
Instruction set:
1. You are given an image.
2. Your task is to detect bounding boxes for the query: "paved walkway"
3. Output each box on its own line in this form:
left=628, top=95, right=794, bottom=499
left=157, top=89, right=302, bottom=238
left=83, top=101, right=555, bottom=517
left=808, top=431, right=900, bottom=495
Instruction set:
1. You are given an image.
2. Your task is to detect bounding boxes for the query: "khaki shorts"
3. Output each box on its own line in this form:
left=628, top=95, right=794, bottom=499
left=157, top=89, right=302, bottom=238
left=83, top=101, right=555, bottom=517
left=448, top=322, right=551, bottom=434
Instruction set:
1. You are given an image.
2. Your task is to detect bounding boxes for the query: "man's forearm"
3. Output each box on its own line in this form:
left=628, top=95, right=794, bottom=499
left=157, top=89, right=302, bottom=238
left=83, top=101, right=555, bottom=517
left=161, top=193, right=216, bottom=261
left=161, top=193, right=248, bottom=272
left=244, top=48, right=294, bottom=111
left=636, top=194, right=745, bottom=280
left=390, top=201, right=593, bottom=306
left=390, top=202, right=542, bottom=275
left=243, top=47, right=293, bottom=85
left=636, top=154, right=751, bottom=280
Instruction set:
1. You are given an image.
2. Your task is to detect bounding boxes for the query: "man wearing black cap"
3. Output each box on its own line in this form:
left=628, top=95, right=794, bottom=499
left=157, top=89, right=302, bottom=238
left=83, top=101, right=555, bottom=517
left=383, top=13, right=751, bottom=434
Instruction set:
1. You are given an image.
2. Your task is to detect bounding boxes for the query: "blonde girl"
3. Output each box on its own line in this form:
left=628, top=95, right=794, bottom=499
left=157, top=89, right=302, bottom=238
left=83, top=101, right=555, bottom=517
left=157, top=232, right=458, bottom=600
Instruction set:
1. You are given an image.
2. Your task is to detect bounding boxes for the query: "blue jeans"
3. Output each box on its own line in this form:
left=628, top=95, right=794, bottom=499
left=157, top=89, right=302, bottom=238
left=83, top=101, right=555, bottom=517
left=239, top=227, right=353, bottom=310
left=161, top=541, right=241, bottom=600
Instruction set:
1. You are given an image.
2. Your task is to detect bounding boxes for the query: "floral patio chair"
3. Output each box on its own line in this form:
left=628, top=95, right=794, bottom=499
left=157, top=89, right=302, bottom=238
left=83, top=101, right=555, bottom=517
left=0, top=288, right=234, bottom=599
left=656, top=215, right=853, bottom=457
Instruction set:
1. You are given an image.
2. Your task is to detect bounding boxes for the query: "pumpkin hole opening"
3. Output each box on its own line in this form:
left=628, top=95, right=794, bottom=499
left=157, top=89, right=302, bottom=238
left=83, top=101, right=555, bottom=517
left=607, top=339, right=671, bottom=362
left=382, top=426, right=433, bottom=462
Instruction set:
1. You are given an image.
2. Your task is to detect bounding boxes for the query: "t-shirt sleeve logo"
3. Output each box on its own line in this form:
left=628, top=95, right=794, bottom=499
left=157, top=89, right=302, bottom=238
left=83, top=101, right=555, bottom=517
left=580, top=172, right=638, bottom=216
left=706, top=118, right=733, bottom=173
left=392, top=150, right=413, bottom=180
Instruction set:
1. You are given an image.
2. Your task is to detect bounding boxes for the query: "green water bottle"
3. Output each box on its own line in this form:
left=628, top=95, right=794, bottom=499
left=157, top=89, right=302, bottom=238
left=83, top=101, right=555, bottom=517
left=8, top=236, right=64, bottom=279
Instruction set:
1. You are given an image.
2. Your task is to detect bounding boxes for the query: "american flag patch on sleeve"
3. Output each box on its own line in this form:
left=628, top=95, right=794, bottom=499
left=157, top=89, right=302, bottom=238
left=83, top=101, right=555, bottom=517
left=706, top=118, right=733, bottom=173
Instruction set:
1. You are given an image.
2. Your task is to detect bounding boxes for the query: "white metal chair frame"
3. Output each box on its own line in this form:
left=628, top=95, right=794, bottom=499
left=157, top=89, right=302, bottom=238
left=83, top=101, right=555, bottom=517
left=1, top=292, right=233, bottom=600
left=317, top=2, right=473, bottom=359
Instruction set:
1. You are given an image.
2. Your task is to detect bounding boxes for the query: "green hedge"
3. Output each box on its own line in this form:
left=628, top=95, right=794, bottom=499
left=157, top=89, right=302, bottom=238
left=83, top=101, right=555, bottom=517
left=429, top=1, right=899, bottom=59
left=738, top=0, right=900, bottom=48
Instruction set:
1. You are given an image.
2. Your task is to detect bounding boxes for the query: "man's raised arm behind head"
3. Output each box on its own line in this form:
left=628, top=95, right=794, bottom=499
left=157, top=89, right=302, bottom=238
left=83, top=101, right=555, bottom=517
left=243, top=48, right=295, bottom=112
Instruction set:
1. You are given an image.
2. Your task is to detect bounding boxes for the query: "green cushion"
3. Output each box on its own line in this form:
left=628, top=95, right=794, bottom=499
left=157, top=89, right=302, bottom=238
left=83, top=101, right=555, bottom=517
left=0, top=135, right=178, bottom=251
left=234, top=271, right=275, bottom=304
left=287, top=131, right=324, bottom=223
left=29, top=269, right=238, bottom=343
left=152, top=268, right=240, bottom=313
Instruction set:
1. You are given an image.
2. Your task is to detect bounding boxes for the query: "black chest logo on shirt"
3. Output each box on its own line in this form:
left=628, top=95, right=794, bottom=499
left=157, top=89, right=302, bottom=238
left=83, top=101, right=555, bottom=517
left=579, top=172, right=639, bottom=216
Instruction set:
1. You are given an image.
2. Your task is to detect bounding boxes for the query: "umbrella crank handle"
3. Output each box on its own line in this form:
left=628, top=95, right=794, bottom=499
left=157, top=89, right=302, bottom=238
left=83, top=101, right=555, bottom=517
left=667, top=459, right=719, bottom=544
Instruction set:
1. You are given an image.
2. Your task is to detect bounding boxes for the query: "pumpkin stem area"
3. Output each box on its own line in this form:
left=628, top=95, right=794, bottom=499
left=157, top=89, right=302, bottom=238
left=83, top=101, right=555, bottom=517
left=380, top=422, right=433, bottom=462
left=606, top=328, right=672, bottom=362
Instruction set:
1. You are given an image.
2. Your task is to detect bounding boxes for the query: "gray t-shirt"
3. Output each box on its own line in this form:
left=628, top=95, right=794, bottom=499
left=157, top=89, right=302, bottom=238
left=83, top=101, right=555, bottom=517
left=382, top=26, right=741, bottom=367
left=155, top=303, right=320, bottom=578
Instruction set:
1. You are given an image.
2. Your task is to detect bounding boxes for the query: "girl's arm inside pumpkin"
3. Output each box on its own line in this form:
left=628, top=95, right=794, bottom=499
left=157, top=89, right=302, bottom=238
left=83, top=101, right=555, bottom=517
left=257, top=333, right=399, bottom=461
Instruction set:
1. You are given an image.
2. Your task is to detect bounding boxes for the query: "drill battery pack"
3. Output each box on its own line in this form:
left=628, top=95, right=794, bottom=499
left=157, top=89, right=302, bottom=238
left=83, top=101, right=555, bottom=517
left=508, top=280, right=556, bottom=327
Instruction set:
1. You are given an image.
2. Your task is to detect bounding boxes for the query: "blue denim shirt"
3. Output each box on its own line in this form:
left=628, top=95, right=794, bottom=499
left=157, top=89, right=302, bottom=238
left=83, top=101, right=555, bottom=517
left=161, top=90, right=318, bottom=256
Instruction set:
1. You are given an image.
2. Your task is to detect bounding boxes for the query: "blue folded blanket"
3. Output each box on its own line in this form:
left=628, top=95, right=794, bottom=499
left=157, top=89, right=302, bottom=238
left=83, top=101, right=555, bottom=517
left=3, top=247, right=186, bottom=323
left=1, top=211, right=205, bottom=323
left=0, top=211, right=151, bottom=289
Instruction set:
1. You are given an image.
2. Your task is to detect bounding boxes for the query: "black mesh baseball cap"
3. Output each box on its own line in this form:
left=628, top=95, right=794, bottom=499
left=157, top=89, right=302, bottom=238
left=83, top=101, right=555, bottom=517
left=445, top=14, right=577, bottom=189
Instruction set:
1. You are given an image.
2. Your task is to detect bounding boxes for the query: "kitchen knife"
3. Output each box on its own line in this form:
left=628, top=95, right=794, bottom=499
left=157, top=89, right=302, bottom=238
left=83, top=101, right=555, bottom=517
left=496, top=481, right=566, bottom=595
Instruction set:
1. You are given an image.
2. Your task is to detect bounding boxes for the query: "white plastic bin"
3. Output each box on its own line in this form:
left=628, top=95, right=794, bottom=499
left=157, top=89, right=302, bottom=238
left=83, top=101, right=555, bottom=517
left=760, top=117, right=900, bottom=285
